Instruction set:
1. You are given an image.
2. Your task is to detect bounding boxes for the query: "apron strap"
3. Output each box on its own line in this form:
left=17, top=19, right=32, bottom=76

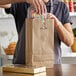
left=50, top=0, right=53, bottom=13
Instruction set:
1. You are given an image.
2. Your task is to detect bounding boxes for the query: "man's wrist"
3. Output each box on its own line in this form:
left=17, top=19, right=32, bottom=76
left=55, top=20, right=62, bottom=30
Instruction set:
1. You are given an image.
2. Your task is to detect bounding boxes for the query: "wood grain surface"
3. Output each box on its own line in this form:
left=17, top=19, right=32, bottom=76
left=2, top=64, right=76, bottom=76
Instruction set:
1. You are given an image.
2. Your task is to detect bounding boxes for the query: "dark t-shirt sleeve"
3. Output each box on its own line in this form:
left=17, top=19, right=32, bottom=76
left=5, top=3, right=29, bottom=18
left=5, top=3, right=17, bottom=17
left=62, top=3, right=72, bottom=25
left=5, top=3, right=30, bottom=34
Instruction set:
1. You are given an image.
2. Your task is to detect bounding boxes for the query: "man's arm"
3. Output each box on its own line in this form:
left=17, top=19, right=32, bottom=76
left=0, top=0, right=49, bottom=14
left=55, top=21, right=74, bottom=47
left=47, top=13, right=74, bottom=47
left=0, top=0, right=27, bottom=5
left=0, top=0, right=48, bottom=5
left=0, top=4, right=11, bottom=8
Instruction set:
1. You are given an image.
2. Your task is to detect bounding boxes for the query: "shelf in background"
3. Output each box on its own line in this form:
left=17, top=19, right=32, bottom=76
left=70, top=12, right=76, bottom=16
left=62, top=52, right=76, bottom=57
left=7, top=55, right=13, bottom=60
left=0, top=14, right=13, bottom=19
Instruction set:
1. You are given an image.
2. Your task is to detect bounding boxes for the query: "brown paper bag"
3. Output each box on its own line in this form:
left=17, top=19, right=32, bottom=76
left=25, top=18, right=54, bottom=68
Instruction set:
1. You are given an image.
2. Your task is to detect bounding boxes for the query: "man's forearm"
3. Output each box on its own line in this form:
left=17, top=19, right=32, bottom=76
left=0, top=0, right=29, bottom=5
left=0, top=4, right=11, bottom=8
left=55, top=22, right=74, bottom=46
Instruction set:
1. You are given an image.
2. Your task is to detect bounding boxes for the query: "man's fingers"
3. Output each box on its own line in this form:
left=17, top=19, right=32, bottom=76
left=38, top=0, right=44, bottom=14
left=47, top=13, right=54, bottom=19
left=43, top=2, right=47, bottom=13
left=35, top=0, right=46, bottom=14
left=38, top=0, right=47, bottom=14
left=38, top=0, right=43, bottom=14
left=33, top=0, right=38, bottom=13
left=30, top=0, right=47, bottom=15
left=35, top=0, right=41, bottom=14
left=47, top=13, right=51, bottom=18
left=42, top=0, right=47, bottom=13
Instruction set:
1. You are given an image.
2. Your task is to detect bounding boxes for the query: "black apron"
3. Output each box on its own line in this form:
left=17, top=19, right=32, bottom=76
left=13, top=0, right=62, bottom=64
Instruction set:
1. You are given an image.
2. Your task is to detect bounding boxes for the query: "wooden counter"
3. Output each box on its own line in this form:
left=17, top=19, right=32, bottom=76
left=1, top=64, right=76, bottom=76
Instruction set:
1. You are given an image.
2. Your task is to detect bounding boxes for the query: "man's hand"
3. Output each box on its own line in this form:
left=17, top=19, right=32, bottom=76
left=26, top=0, right=49, bottom=14
left=47, top=13, right=60, bottom=28
left=46, top=13, right=74, bottom=47
left=0, top=0, right=48, bottom=14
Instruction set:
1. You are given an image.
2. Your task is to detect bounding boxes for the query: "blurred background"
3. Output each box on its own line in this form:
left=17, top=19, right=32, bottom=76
left=0, top=0, right=76, bottom=66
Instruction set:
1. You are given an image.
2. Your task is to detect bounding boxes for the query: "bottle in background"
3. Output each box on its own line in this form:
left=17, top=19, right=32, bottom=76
left=74, top=0, right=76, bottom=12
left=69, top=0, right=74, bottom=12
left=64, top=0, right=69, bottom=11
